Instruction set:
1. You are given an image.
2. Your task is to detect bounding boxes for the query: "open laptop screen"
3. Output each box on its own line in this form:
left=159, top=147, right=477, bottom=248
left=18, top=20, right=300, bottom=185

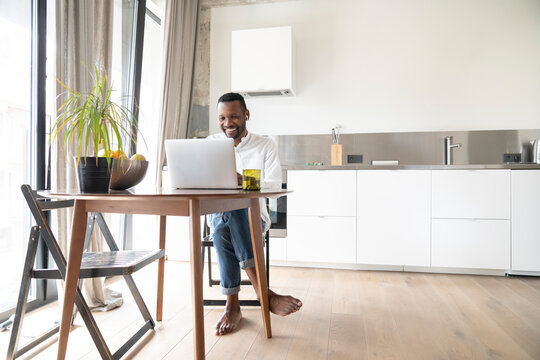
left=164, top=138, right=240, bottom=189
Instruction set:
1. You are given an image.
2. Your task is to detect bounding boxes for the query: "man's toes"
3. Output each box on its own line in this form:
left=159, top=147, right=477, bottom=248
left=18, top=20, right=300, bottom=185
left=216, top=320, right=227, bottom=335
left=221, top=324, right=232, bottom=335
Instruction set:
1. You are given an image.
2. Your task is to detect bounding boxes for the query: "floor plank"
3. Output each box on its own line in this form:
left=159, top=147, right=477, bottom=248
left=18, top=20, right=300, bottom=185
left=434, top=275, right=533, bottom=360
left=378, top=271, right=449, bottom=360
left=357, top=271, right=407, bottom=360
left=286, top=268, right=334, bottom=360
left=245, top=267, right=312, bottom=360
left=453, top=275, right=540, bottom=359
left=519, top=277, right=540, bottom=293
left=327, top=313, right=368, bottom=360
left=407, top=273, right=487, bottom=360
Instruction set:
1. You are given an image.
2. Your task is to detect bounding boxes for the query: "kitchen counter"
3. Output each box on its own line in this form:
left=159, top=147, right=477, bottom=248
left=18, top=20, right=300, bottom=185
left=282, top=163, right=540, bottom=170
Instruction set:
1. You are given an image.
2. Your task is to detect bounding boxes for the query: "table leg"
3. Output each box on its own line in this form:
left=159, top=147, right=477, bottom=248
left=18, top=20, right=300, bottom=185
left=157, top=216, right=166, bottom=321
left=57, top=200, right=87, bottom=360
left=189, top=200, right=205, bottom=359
left=248, top=198, right=272, bottom=338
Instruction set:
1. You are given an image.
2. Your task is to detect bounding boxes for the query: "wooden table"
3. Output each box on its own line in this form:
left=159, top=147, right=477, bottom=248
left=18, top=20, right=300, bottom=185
left=39, top=188, right=287, bottom=360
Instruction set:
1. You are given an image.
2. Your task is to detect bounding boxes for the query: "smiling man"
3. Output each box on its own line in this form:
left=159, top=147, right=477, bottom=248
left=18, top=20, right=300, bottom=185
left=207, top=92, right=303, bottom=335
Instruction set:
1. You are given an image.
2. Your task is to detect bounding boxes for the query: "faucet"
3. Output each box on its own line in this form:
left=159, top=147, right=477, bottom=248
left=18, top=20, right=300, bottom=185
left=444, top=136, right=461, bottom=165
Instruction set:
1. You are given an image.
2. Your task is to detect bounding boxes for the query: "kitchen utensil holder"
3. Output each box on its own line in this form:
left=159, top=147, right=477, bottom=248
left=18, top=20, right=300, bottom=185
left=331, top=144, right=342, bottom=166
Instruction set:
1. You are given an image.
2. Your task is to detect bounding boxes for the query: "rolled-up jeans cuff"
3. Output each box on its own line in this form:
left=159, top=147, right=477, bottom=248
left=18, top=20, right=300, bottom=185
left=221, top=285, right=241, bottom=296
left=240, top=258, right=255, bottom=269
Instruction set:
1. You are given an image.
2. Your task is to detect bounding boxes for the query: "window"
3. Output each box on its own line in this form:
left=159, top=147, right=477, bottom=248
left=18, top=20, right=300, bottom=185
left=0, top=0, right=36, bottom=317
left=0, top=0, right=150, bottom=322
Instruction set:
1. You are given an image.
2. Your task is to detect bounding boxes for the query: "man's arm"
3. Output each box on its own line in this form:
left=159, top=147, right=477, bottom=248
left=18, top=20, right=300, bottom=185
left=262, top=139, right=282, bottom=190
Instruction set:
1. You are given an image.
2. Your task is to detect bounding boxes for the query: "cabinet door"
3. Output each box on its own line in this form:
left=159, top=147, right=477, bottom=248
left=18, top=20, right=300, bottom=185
left=166, top=216, right=206, bottom=262
left=269, top=236, right=287, bottom=263
left=511, top=170, right=540, bottom=271
left=432, top=219, right=510, bottom=269
left=287, top=170, right=356, bottom=217
left=432, top=170, right=510, bottom=219
left=287, top=215, right=356, bottom=264
left=356, top=170, right=431, bottom=266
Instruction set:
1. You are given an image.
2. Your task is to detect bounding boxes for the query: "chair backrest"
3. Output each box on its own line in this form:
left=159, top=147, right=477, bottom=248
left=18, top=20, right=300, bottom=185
left=20, top=184, right=74, bottom=276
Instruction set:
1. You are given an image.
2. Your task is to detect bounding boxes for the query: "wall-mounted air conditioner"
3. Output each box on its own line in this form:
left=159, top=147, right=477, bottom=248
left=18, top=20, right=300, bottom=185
left=231, top=26, right=295, bottom=98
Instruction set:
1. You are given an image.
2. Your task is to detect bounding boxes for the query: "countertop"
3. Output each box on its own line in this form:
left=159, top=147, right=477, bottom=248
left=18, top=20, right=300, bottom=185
left=282, top=163, right=540, bottom=170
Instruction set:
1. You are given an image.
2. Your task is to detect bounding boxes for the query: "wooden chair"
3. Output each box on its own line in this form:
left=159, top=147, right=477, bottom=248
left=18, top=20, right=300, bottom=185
left=6, top=185, right=164, bottom=360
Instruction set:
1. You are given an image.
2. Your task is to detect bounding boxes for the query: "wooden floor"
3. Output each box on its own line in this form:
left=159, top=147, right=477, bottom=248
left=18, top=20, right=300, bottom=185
left=2, top=261, right=540, bottom=359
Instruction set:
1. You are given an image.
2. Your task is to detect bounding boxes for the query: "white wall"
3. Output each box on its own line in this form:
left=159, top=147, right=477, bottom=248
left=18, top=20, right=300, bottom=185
left=209, top=0, right=540, bottom=136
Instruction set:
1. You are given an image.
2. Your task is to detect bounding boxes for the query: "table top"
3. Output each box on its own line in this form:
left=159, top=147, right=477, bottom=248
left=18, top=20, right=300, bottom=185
left=38, top=187, right=289, bottom=201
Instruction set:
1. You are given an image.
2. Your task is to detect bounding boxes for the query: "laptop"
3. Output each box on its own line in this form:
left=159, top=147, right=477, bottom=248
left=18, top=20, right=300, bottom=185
left=164, top=138, right=240, bottom=189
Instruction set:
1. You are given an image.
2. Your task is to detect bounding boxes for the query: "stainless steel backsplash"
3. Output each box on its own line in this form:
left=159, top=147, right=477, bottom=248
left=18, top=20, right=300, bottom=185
left=270, top=129, right=540, bottom=166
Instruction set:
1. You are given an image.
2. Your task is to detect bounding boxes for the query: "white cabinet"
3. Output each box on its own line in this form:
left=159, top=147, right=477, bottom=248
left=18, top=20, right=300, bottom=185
left=432, top=219, right=510, bottom=269
left=431, top=170, right=511, bottom=270
left=281, top=168, right=536, bottom=272
left=287, top=170, right=356, bottom=264
left=511, top=170, right=540, bottom=272
left=356, top=170, right=431, bottom=266
left=432, top=170, right=510, bottom=219
left=287, top=216, right=356, bottom=263
left=269, top=236, right=287, bottom=263
left=166, top=216, right=207, bottom=262
left=287, top=170, right=356, bottom=216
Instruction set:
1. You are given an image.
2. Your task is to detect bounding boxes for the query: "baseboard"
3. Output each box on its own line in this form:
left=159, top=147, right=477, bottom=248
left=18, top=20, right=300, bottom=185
left=404, top=266, right=507, bottom=276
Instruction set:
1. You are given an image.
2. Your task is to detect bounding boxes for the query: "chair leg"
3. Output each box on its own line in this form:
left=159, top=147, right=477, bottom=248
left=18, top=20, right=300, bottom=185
left=72, top=212, right=155, bottom=359
left=207, top=246, right=221, bottom=286
left=83, top=214, right=95, bottom=251
left=265, top=232, right=270, bottom=285
left=6, top=227, right=67, bottom=360
left=72, top=288, right=114, bottom=359
left=122, top=275, right=155, bottom=326
left=94, top=212, right=157, bottom=326
left=201, top=245, right=206, bottom=272
left=7, top=226, right=41, bottom=360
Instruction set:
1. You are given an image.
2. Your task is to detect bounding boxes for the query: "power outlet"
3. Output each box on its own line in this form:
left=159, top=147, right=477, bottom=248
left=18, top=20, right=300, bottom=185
left=503, top=153, right=521, bottom=163
left=347, top=155, right=363, bottom=164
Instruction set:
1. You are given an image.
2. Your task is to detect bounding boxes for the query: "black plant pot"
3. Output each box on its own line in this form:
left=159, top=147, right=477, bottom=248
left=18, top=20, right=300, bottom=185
left=76, top=157, right=112, bottom=193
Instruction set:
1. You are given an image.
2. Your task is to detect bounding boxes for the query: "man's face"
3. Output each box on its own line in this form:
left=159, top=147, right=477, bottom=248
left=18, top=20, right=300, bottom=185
left=218, top=100, right=249, bottom=141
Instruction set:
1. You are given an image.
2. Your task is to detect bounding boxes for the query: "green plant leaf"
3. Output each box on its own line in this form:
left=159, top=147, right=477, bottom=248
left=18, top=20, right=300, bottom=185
left=51, top=65, right=141, bottom=168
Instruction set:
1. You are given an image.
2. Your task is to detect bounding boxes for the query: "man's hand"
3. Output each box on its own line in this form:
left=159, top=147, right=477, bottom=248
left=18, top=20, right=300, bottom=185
left=237, top=172, right=243, bottom=185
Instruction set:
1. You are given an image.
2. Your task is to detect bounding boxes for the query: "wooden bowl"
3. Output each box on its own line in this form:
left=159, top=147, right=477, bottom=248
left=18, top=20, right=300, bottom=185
left=110, top=159, right=149, bottom=190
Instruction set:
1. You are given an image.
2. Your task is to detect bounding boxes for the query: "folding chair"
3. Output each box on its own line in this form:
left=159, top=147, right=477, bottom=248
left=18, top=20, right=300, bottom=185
left=7, top=184, right=165, bottom=360
left=201, top=205, right=271, bottom=307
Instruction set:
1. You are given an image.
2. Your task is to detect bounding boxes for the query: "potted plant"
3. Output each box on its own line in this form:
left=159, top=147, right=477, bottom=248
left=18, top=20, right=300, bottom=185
left=52, top=66, right=140, bottom=193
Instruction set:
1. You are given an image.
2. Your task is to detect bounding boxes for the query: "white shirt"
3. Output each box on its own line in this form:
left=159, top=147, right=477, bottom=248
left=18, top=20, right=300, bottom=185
left=208, top=132, right=282, bottom=232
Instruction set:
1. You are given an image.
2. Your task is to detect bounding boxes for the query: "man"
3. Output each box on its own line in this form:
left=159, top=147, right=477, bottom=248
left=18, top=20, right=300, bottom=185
left=207, top=92, right=302, bottom=335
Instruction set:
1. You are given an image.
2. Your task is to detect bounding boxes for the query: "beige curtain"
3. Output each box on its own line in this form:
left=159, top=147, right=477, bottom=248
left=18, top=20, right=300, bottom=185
left=54, top=0, right=122, bottom=311
left=156, top=0, right=200, bottom=186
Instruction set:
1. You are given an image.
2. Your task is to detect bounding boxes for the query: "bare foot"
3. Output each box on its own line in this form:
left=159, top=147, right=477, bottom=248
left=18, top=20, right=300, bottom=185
left=215, top=308, right=242, bottom=335
left=268, top=289, right=303, bottom=316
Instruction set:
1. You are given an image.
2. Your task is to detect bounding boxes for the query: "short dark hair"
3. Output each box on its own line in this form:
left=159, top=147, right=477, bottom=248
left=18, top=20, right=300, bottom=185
left=218, top=92, right=247, bottom=112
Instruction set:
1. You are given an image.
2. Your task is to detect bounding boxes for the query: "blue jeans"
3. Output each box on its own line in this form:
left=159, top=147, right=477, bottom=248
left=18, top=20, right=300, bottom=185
left=210, top=208, right=262, bottom=295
